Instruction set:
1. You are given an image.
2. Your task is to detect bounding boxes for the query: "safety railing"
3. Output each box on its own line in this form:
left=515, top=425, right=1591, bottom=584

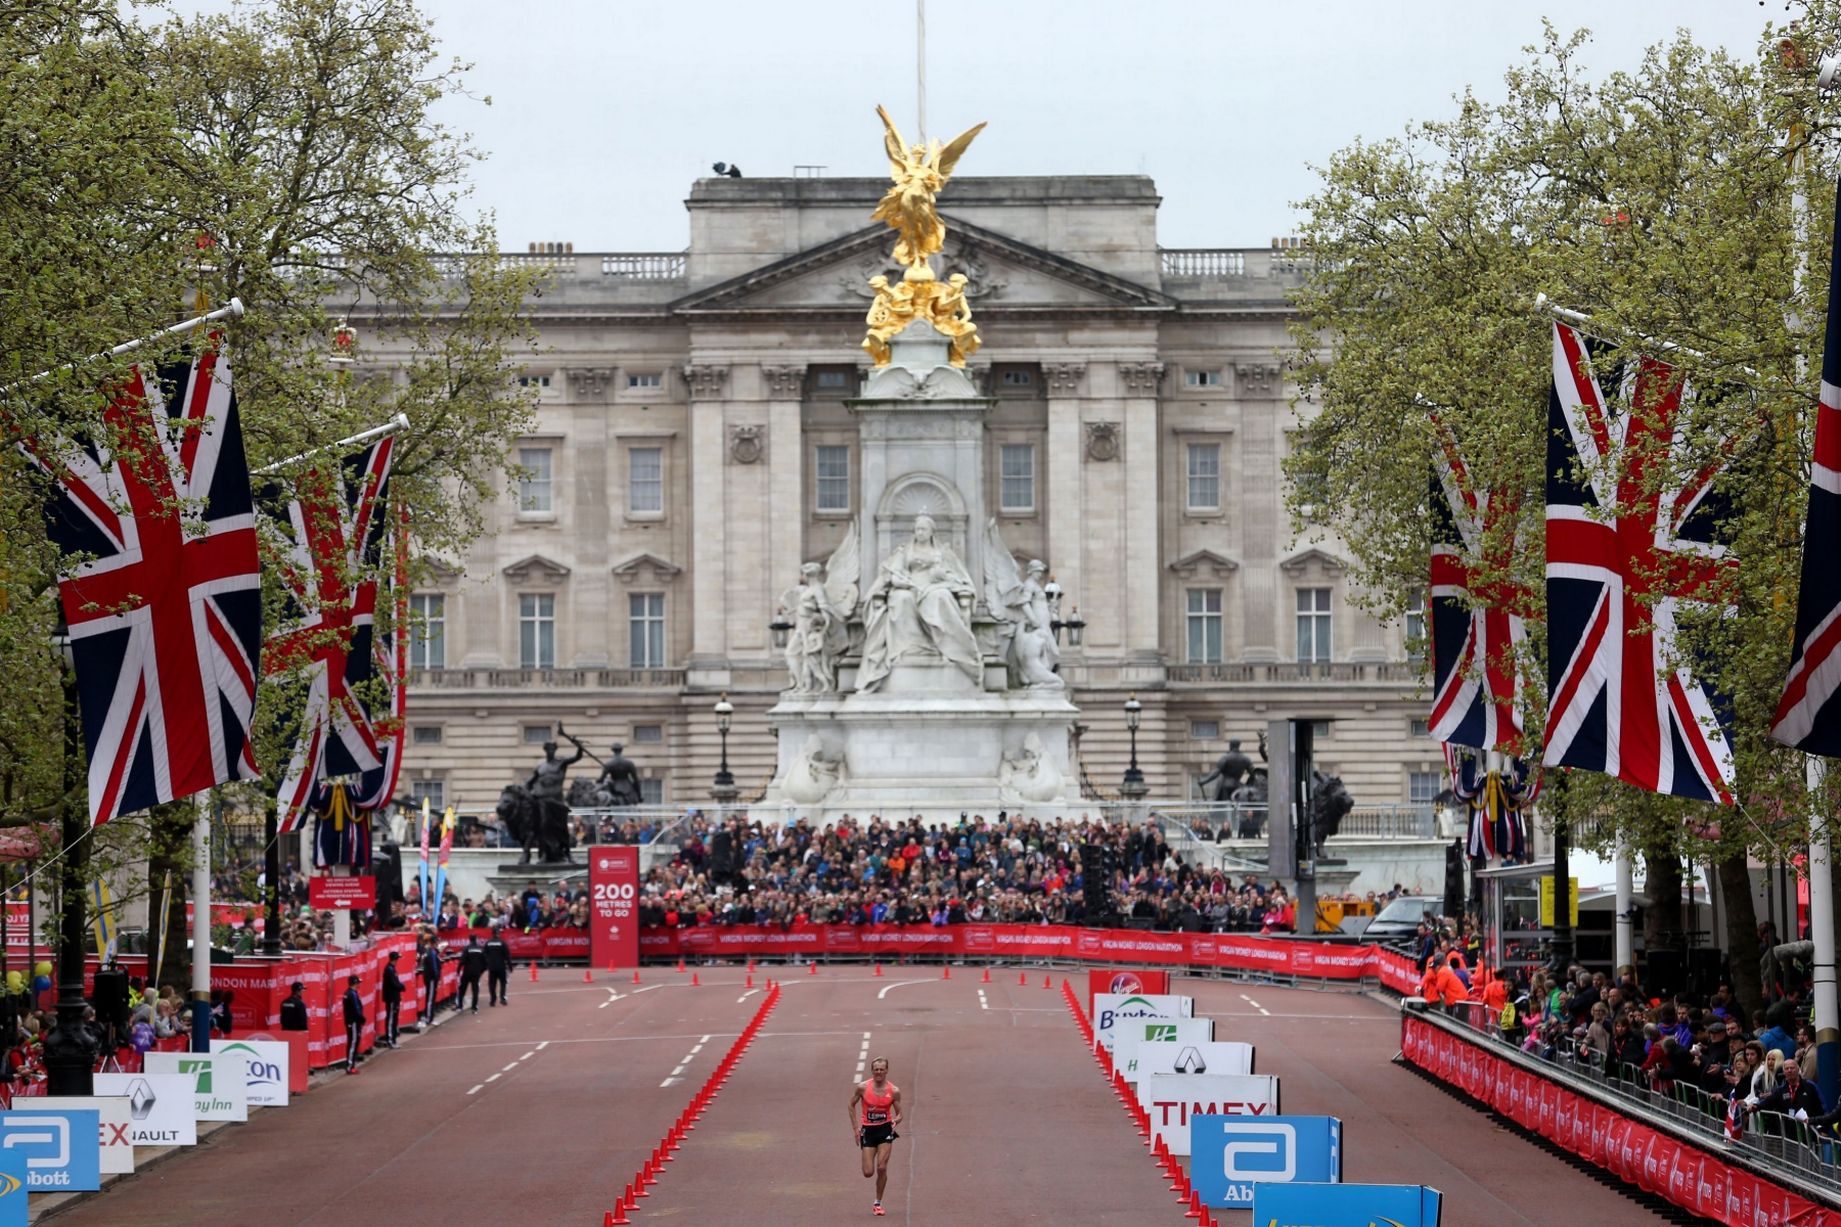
left=1432, top=999, right=1841, bottom=1191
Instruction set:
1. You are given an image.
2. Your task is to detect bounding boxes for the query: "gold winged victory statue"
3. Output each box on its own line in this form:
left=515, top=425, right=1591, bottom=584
left=862, top=106, right=986, bottom=368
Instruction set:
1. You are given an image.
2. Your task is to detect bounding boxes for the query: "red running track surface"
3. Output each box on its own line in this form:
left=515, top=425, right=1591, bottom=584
left=49, top=970, right=1690, bottom=1226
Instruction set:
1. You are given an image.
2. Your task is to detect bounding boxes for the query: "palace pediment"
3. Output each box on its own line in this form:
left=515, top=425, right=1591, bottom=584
left=671, top=217, right=1175, bottom=317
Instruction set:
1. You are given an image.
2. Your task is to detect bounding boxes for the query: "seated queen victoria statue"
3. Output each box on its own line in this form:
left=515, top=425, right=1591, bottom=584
left=857, top=513, right=982, bottom=692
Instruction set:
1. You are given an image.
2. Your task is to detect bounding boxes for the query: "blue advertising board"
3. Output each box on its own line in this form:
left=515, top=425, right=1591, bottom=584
left=0, top=1108, right=101, bottom=1191
left=0, top=1150, right=23, bottom=1227
left=1252, top=1181, right=1443, bottom=1227
left=1192, top=1114, right=1341, bottom=1207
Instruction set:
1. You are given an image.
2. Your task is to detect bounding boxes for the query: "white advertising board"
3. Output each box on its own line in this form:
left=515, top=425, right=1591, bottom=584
left=143, top=1052, right=248, bottom=1122
left=1138, top=1073, right=1281, bottom=1156
left=1122, top=1040, right=1254, bottom=1081
left=1092, top=993, right=1194, bottom=1050
left=92, top=1074, right=197, bottom=1147
left=21, top=1096, right=135, bottom=1174
left=211, top=1039, right=291, bottom=1108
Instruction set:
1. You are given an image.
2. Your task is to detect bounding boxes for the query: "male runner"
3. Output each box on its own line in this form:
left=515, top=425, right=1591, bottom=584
left=848, top=1057, right=903, bottom=1216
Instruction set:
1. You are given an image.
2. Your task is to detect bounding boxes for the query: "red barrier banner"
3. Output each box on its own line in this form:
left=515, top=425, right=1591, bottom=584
left=1400, top=1014, right=1840, bottom=1226
left=589, top=847, right=639, bottom=969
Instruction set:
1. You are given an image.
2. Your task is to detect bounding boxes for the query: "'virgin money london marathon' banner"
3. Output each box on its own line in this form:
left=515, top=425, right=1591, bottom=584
left=590, top=847, right=639, bottom=969
left=1140, top=1073, right=1281, bottom=1156
left=1401, top=1013, right=1841, bottom=1226
left=143, top=1052, right=247, bottom=1122
left=91, top=1074, right=197, bottom=1147
left=1086, top=968, right=1171, bottom=1014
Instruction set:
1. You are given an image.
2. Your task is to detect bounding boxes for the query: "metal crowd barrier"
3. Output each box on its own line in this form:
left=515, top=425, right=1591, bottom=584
left=1430, top=998, right=1841, bottom=1192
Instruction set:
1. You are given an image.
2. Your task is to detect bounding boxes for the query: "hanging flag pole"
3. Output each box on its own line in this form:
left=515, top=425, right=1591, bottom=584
left=253, top=412, right=410, bottom=477
left=1533, top=293, right=1762, bottom=379
left=2, top=299, right=247, bottom=398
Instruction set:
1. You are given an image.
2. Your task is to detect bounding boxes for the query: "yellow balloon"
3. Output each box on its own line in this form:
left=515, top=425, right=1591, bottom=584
left=32, top=961, right=50, bottom=978
left=4, top=972, right=20, bottom=992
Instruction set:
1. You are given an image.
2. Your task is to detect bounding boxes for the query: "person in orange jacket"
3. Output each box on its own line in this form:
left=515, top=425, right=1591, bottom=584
left=1432, top=955, right=1470, bottom=1011
left=1478, top=965, right=1509, bottom=1013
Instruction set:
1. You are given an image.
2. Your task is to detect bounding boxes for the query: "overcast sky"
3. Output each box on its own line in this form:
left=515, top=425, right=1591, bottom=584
left=318, top=2, right=1794, bottom=251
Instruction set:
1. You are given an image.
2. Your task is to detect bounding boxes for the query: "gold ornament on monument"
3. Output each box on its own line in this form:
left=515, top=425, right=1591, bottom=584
left=862, top=105, right=986, bottom=369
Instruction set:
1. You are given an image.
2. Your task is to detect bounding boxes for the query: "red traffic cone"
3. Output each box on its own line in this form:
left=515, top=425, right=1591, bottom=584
left=690, top=972, right=700, bottom=987
left=623, top=1182, right=638, bottom=1206
left=528, top=962, right=539, bottom=982
left=1018, top=970, right=1028, bottom=986
left=942, top=964, right=951, bottom=980
left=745, top=972, right=754, bottom=988
left=609, top=958, right=618, bottom=974
left=583, top=967, right=594, bottom=983
left=676, top=957, right=686, bottom=973
left=808, top=960, right=818, bottom=976
left=607, top=1205, right=628, bottom=1225
left=980, top=966, right=991, bottom=983
left=874, top=963, right=884, bottom=977
left=1042, top=975, right=1052, bottom=989
left=1186, top=1189, right=1204, bottom=1218
left=747, top=958, right=756, bottom=973
left=631, top=969, right=641, bottom=985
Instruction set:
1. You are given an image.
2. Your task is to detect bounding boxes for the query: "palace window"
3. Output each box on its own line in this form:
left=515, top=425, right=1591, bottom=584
left=412, top=726, right=443, bottom=746
left=815, top=445, right=850, bottom=512
left=629, top=592, right=666, bottom=668
left=409, top=778, right=445, bottom=810
left=1409, top=771, right=1442, bottom=805
left=999, top=444, right=1035, bottom=513
left=627, top=372, right=662, bottom=390
left=1186, top=443, right=1221, bottom=512
left=517, top=446, right=553, bottom=513
left=1184, top=369, right=1222, bottom=388
left=1190, top=719, right=1220, bottom=740
left=408, top=593, right=445, bottom=670
left=629, top=446, right=663, bottom=515
left=522, top=724, right=552, bottom=745
left=1404, top=589, right=1426, bottom=661
left=1186, top=588, right=1223, bottom=664
left=632, top=724, right=664, bottom=744
left=1296, top=587, right=1332, bottom=663
left=519, top=593, right=556, bottom=669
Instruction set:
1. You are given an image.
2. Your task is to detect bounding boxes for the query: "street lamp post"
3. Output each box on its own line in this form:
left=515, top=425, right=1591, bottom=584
left=711, top=693, right=738, bottom=805
left=44, top=623, right=97, bottom=1095
left=1120, top=695, right=1147, bottom=801
left=1045, top=579, right=1086, bottom=648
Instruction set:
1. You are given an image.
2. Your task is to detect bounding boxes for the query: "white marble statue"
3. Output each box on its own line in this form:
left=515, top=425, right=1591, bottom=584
left=999, top=732, right=1064, bottom=804
left=858, top=513, right=981, bottom=691
left=983, top=520, right=1064, bottom=691
left=782, top=734, right=845, bottom=804
left=778, top=523, right=858, bottom=693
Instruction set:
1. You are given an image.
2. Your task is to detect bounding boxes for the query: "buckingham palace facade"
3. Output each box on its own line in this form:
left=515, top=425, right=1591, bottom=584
left=369, top=174, right=1434, bottom=816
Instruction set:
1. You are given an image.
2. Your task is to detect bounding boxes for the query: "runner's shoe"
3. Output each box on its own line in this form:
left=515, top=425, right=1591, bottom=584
left=872, top=1203, right=885, bottom=1216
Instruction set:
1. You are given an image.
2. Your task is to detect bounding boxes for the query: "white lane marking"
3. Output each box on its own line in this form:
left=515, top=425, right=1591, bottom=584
left=671, top=1064, right=688, bottom=1076
left=520, top=1051, right=536, bottom=1061
left=737, top=989, right=759, bottom=1004
left=877, top=979, right=932, bottom=1000
left=977, top=990, right=988, bottom=1011
left=660, top=1076, right=679, bottom=1087
left=466, top=1085, right=484, bottom=1095
left=486, top=1073, right=501, bottom=1083
left=863, top=1032, right=871, bottom=1040
left=702, top=1034, right=713, bottom=1043
left=502, top=1062, right=520, bottom=1072
left=689, top=1044, right=704, bottom=1055
left=535, top=1041, right=550, bottom=1050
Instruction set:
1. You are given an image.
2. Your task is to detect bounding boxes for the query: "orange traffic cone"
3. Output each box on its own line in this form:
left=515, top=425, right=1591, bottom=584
left=745, top=972, right=754, bottom=989
left=1043, top=975, right=1052, bottom=989
left=583, top=967, right=594, bottom=984
left=691, top=972, right=700, bottom=987
left=747, top=959, right=756, bottom=973
left=1186, top=1189, right=1204, bottom=1219
left=676, top=957, right=686, bottom=973
left=608, top=1205, right=628, bottom=1225
left=980, top=966, right=991, bottom=983
left=808, top=960, right=818, bottom=976
left=1019, top=971, right=1028, bottom=986
left=942, top=965, right=951, bottom=980
left=529, top=962, right=539, bottom=982
left=631, top=969, right=641, bottom=985
left=874, top=963, right=883, bottom=977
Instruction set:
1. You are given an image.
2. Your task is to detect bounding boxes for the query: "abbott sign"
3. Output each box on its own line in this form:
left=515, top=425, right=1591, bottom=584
left=1192, top=1114, right=1340, bottom=1207
left=0, top=1109, right=100, bottom=1191
left=1139, top=1073, right=1280, bottom=1156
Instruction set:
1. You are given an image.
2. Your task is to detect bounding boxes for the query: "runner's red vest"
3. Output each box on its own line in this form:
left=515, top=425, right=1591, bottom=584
left=861, top=1079, right=895, bottom=1126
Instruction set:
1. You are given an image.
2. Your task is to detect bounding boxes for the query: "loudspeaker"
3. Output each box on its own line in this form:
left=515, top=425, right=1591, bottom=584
left=711, top=829, right=734, bottom=874
left=372, top=842, right=404, bottom=922
left=1081, top=844, right=1112, bottom=922
left=1645, top=949, right=1683, bottom=999
left=92, top=967, right=131, bottom=1027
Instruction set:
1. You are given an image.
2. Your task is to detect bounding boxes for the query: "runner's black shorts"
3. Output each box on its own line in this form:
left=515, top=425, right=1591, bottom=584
left=858, top=1123, right=896, bottom=1148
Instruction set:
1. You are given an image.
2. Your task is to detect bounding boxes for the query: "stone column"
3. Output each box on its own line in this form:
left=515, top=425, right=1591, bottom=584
left=762, top=364, right=806, bottom=610
left=567, top=367, right=612, bottom=666
left=1043, top=362, right=1086, bottom=636
left=684, top=363, right=730, bottom=678
left=1236, top=361, right=1282, bottom=662
left=1119, top=361, right=1164, bottom=657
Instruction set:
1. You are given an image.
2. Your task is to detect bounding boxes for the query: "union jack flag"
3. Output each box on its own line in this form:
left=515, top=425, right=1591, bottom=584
left=263, top=436, right=395, bottom=832
left=28, top=339, right=263, bottom=824
left=1443, top=743, right=1534, bottom=861
left=1543, top=320, right=1736, bottom=803
left=1429, top=424, right=1533, bottom=754
left=1772, top=180, right=1841, bottom=756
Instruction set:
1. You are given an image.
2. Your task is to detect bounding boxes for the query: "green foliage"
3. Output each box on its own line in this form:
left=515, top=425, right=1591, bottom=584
left=0, top=2, right=535, bottom=899
left=1289, top=18, right=1839, bottom=860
